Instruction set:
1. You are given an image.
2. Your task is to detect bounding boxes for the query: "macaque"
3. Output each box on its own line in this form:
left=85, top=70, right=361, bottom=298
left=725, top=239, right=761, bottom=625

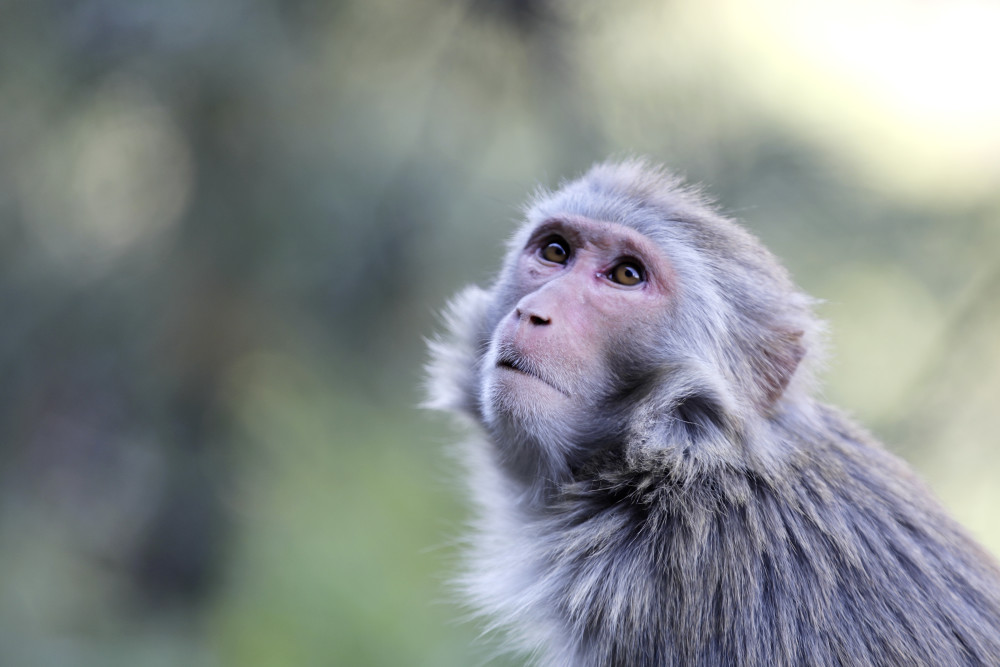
left=426, top=160, right=1000, bottom=666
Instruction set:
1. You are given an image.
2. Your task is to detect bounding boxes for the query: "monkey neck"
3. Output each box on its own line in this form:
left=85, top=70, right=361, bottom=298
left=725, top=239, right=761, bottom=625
left=489, top=392, right=826, bottom=513
left=485, top=417, right=582, bottom=504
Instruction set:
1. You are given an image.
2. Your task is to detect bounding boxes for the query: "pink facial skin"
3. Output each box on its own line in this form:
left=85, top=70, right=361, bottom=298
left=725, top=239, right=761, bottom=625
left=487, top=216, right=675, bottom=412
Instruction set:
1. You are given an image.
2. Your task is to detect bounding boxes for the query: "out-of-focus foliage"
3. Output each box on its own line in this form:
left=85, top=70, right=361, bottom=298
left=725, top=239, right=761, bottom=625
left=1, top=0, right=998, bottom=665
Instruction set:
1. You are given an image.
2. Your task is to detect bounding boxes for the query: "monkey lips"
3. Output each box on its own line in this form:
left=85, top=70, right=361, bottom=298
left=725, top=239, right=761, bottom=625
left=494, top=350, right=571, bottom=397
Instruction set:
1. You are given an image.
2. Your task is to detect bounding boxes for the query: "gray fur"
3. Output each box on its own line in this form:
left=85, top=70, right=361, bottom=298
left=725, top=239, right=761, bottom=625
left=426, top=160, right=1000, bottom=666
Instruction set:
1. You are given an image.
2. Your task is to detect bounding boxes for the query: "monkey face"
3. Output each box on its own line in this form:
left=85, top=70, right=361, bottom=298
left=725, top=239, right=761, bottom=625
left=480, top=215, right=675, bottom=440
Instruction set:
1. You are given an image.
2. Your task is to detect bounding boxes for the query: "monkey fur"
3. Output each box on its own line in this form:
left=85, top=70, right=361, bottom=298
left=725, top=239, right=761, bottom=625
left=426, top=160, right=1000, bottom=666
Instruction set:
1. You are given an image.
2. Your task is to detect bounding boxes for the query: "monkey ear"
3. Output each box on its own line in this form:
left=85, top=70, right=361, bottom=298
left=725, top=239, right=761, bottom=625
left=755, top=328, right=805, bottom=408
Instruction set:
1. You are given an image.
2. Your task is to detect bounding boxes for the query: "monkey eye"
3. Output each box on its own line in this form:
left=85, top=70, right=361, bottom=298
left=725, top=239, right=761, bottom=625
left=609, top=261, right=644, bottom=286
left=540, top=238, right=570, bottom=264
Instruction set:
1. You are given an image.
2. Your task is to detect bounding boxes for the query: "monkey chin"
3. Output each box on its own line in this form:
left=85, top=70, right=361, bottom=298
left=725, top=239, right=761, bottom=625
left=481, top=366, right=586, bottom=489
left=485, top=365, right=570, bottom=416
left=481, top=363, right=580, bottom=431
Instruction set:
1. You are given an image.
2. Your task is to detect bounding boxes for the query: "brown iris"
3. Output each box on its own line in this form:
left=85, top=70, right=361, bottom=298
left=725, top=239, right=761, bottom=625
left=541, top=239, right=570, bottom=264
left=610, top=262, right=643, bottom=286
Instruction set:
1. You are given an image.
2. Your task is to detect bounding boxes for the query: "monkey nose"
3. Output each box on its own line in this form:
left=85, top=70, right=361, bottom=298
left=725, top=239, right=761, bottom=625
left=516, top=307, right=551, bottom=326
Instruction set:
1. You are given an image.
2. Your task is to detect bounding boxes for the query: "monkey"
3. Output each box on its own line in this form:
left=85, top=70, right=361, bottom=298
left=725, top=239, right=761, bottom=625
left=425, top=160, right=1000, bottom=666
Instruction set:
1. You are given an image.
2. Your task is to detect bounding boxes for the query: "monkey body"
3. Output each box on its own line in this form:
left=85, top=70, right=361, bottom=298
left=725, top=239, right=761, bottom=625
left=427, top=161, right=1000, bottom=666
left=458, top=404, right=1000, bottom=666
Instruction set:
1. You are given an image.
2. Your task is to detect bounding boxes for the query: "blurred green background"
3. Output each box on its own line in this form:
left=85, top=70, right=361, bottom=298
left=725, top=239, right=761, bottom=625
left=2, top=0, right=999, bottom=665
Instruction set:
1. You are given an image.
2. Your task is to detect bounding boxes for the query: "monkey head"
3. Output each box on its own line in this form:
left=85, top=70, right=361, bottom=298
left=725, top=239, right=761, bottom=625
left=429, top=161, right=820, bottom=491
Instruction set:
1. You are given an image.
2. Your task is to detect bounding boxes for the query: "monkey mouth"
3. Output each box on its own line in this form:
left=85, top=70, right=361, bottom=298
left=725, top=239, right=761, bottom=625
left=496, top=354, right=570, bottom=397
